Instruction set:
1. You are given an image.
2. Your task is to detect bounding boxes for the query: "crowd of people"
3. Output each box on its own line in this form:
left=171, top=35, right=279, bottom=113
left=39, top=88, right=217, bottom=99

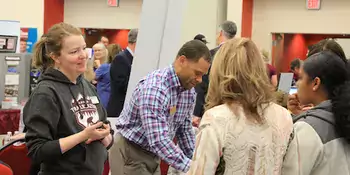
left=10, top=20, right=350, bottom=175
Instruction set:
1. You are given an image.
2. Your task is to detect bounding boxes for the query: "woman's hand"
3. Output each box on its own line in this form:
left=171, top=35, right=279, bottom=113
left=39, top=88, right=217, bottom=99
left=94, top=60, right=101, bottom=68
left=192, top=116, right=201, bottom=127
left=101, top=134, right=113, bottom=148
left=287, top=94, right=303, bottom=116
left=83, top=122, right=110, bottom=144
left=84, top=122, right=110, bottom=144
left=10, top=133, right=26, bottom=141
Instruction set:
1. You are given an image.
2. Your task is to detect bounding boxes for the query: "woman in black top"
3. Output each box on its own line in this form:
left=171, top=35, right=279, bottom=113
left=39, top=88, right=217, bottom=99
left=24, top=23, right=113, bottom=175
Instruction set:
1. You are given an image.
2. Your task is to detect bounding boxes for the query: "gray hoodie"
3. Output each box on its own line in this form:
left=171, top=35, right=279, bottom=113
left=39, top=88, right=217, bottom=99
left=282, top=100, right=350, bottom=175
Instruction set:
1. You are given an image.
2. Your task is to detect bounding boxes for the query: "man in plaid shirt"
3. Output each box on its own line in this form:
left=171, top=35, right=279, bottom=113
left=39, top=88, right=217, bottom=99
left=109, top=40, right=211, bottom=175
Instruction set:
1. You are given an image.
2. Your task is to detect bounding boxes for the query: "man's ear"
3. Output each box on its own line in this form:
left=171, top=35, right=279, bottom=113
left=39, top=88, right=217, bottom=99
left=177, top=55, right=187, bottom=65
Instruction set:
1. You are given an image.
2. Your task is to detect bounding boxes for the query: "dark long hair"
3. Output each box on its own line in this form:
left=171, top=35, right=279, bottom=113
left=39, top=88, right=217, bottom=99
left=308, top=39, right=346, bottom=61
left=303, top=51, right=350, bottom=143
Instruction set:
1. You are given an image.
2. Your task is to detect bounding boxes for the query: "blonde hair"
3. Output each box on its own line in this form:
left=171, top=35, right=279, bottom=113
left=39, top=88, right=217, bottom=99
left=107, top=44, right=122, bottom=63
left=32, top=23, right=82, bottom=70
left=84, top=44, right=109, bottom=82
left=205, top=38, right=274, bottom=122
left=84, top=60, right=95, bottom=82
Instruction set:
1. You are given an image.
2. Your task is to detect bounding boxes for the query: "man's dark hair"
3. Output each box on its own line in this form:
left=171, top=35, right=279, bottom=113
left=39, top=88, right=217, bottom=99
left=290, top=58, right=301, bottom=70
left=99, top=35, right=108, bottom=41
left=177, top=40, right=211, bottom=62
left=220, top=21, right=237, bottom=39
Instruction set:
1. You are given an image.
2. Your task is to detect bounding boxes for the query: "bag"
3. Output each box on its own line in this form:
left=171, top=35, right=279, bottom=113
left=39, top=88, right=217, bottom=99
left=215, top=154, right=226, bottom=175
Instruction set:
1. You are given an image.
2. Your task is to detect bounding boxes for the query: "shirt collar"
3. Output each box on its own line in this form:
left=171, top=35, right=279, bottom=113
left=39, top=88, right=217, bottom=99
left=169, top=65, right=186, bottom=92
left=126, top=47, right=134, bottom=56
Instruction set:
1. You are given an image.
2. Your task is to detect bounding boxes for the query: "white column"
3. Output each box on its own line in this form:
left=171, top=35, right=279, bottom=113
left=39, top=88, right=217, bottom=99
left=158, top=0, right=188, bottom=68
left=217, top=0, right=228, bottom=27
left=126, top=0, right=224, bottom=101
left=125, top=0, right=188, bottom=101
left=227, top=0, right=243, bottom=37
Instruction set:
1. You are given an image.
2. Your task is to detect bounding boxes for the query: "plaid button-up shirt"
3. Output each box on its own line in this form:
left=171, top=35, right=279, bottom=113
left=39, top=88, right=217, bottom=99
left=116, top=65, right=196, bottom=172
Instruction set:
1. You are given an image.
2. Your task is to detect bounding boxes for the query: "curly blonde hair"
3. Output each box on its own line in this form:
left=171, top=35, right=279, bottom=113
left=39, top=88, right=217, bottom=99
left=205, top=38, right=274, bottom=122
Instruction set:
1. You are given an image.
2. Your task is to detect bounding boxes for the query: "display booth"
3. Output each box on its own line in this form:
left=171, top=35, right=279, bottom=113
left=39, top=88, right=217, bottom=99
left=0, top=53, right=32, bottom=106
left=0, top=53, right=32, bottom=136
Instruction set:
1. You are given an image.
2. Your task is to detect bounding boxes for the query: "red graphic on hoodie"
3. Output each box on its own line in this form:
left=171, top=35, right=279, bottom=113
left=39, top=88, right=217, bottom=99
left=70, top=94, right=99, bottom=128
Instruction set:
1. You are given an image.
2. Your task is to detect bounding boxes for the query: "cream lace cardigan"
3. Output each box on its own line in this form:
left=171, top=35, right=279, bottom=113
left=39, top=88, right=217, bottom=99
left=187, top=103, right=293, bottom=175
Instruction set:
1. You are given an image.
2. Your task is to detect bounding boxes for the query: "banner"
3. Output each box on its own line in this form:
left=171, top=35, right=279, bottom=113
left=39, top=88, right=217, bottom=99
left=20, top=27, right=38, bottom=53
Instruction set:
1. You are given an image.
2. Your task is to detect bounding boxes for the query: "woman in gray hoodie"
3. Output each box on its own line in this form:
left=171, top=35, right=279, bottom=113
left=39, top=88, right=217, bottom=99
left=283, top=45, right=350, bottom=175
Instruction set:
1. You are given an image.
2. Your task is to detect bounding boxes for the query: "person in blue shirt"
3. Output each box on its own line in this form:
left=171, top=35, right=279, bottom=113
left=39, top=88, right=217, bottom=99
left=95, top=62, right=110, bottom=108
left=95, top=43, right=121, bottom=108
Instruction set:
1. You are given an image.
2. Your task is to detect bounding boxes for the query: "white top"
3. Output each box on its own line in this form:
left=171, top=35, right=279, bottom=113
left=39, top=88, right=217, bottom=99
left=187, top=103, right=293, bottom=175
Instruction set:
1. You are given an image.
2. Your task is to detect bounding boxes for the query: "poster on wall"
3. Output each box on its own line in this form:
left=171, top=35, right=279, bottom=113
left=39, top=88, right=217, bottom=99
left=20, top=28, right=38, bottom=53
left=4, top=56, right=21, bottom=104
left=0, top=35, right=18, bottom=53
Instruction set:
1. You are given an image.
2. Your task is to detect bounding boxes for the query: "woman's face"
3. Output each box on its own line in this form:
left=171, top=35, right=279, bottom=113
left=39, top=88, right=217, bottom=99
left=93, top=46, right=106, bottom=60
left=55, top=35, right=87, bottom=75
left=297, top=67, right=318, bottom=105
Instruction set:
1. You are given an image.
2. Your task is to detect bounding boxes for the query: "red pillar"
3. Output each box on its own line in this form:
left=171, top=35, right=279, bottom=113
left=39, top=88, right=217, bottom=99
left=44, top=0, right=64, bottom=33
left=241, top=0, right=254, bottom=38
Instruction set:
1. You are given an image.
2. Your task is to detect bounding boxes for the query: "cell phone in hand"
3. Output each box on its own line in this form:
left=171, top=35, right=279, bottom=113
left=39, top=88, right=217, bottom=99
left=97, top=120, right=110, bottom=129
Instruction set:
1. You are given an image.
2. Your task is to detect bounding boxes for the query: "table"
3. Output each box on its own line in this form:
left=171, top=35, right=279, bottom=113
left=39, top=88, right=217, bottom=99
left=0, top=109, right=21, bottom=134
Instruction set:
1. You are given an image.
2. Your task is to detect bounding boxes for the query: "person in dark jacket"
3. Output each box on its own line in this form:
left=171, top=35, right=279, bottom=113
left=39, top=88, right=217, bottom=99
left=24, top=23, right=113, bottom=175
left=107, top=29, right=138, bottom=117
left=192, top=20, right=237, bottom=126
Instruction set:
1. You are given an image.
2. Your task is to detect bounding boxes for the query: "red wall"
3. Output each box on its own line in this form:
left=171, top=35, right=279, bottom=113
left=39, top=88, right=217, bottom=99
left=44, top=0, right=64, bottom=33
left=241, top=0, right=253, bottom=38
left=282, top=34, right=308, bottom=71
left=109, top=30, right=130, bottom=49
left=278, top=33, right=350, bottom=72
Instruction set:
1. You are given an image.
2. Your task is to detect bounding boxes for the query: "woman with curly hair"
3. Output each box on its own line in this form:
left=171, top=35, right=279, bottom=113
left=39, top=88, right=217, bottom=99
left=187, top=38, right=293, bottom=175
